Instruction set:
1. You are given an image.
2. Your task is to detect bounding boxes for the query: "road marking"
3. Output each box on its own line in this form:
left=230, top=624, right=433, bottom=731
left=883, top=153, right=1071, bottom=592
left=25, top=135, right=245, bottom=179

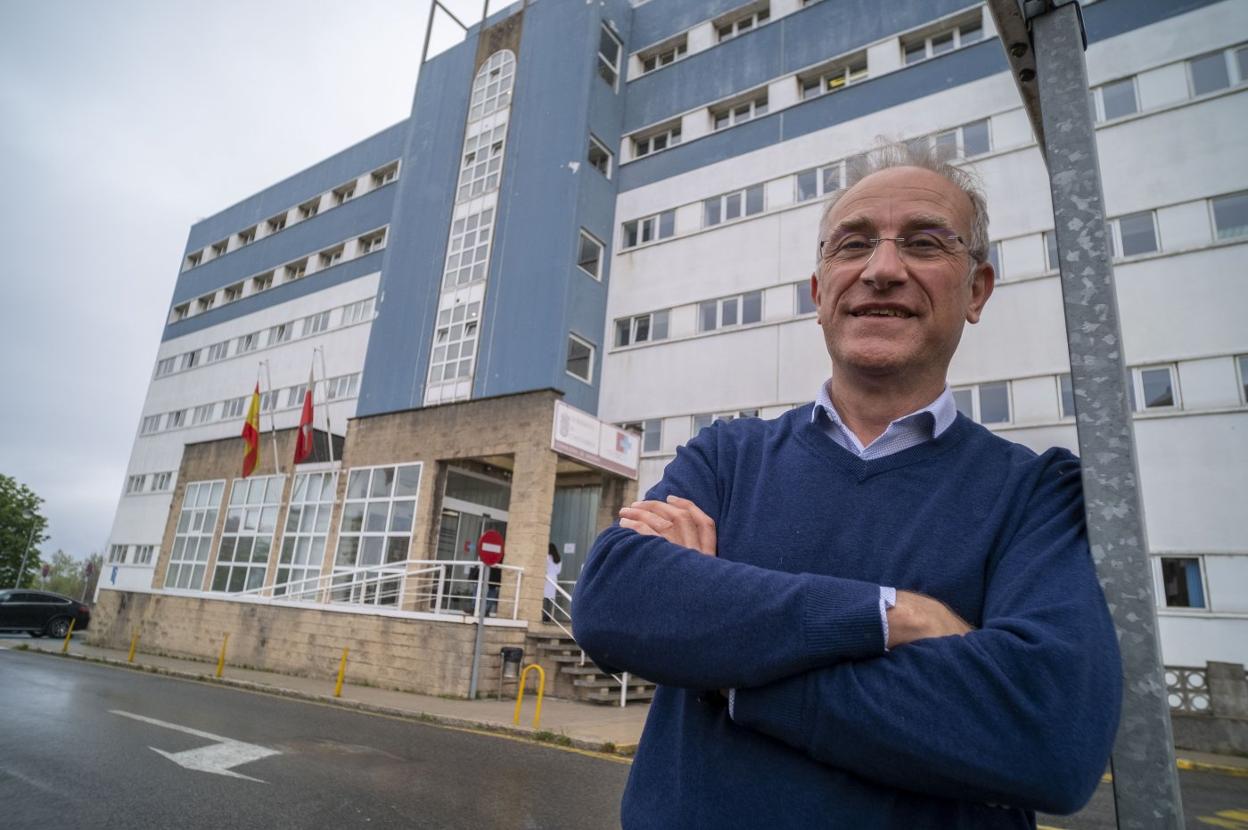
left=109, top=709, right=280, bottom=782
left=1198, top=809, right=1248, bottom=829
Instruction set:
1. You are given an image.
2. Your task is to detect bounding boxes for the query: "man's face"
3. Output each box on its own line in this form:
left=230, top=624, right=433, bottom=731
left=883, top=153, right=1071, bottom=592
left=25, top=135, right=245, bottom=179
left=811, top=166, right=994, bottom=385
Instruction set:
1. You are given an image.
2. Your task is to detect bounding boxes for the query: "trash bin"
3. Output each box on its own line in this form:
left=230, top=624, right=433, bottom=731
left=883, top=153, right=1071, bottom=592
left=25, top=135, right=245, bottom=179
left=500, top=647, right=525, bottom=679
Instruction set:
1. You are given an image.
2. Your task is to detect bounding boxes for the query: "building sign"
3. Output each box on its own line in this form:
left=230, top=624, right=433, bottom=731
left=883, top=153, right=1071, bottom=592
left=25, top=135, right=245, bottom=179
left=551, top=400, right=640, bottom=480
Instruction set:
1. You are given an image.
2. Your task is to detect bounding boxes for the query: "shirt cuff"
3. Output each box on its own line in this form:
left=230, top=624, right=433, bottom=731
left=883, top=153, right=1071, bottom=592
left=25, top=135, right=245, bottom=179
left=880, top=586, right=897, bottom=651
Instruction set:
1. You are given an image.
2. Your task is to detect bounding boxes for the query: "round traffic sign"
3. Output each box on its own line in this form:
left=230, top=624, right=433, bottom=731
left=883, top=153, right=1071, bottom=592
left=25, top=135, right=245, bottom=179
left=477, top=529, right=505, bottom=567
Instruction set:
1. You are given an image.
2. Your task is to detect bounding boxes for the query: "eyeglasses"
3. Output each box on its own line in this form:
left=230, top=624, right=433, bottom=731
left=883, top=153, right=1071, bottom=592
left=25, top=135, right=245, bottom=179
left=818, top=229, right=969, bottom=266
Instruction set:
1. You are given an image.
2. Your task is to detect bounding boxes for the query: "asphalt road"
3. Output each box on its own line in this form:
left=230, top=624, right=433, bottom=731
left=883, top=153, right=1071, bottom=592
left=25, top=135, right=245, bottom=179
left=1, top=642, right=1245, bottom=829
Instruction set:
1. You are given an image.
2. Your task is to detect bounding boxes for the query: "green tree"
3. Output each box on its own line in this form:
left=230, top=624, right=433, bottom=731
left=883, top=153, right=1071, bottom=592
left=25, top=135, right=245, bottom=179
left=44, top=549, right=102, bottom=601
left=0, top=474, right=47, bottom=589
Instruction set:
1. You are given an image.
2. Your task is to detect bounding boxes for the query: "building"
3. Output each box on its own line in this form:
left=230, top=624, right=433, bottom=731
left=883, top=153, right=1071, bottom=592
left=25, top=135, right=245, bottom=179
left=95, top=0, right=1248, bottom=699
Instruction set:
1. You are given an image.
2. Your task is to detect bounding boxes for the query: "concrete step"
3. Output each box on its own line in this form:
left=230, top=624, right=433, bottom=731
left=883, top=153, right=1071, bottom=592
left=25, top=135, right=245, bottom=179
left=582, top=689, right=656, bottom=704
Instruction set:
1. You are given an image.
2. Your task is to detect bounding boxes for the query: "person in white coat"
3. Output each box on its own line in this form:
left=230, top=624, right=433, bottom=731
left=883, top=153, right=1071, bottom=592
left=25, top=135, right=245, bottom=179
left=543, top=543, right=562, bottom=622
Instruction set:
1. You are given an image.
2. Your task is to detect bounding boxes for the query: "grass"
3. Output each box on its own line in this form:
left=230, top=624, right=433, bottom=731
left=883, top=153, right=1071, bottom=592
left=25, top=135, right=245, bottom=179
left=533, top=730, right=574, bottom=747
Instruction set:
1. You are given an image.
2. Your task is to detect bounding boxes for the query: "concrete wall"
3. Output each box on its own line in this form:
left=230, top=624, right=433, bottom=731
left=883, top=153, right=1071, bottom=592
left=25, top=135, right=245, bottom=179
left=89, top=588, right=526, bottom=698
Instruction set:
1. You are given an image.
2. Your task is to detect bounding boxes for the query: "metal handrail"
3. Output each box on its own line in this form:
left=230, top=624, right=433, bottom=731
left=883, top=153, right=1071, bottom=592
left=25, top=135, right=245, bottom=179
left=544, top=574, right=633, bottom=708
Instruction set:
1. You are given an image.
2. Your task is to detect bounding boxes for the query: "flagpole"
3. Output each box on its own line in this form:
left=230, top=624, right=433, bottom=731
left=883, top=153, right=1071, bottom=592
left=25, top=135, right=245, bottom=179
left=262, top=359, right=282, bottom=476
left=315, top=346, right=336, bottom=467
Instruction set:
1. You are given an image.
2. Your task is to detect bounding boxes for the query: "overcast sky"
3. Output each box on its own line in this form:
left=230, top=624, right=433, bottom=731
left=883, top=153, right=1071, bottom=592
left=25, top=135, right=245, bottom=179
left=0, top=0, right=495, bottom=559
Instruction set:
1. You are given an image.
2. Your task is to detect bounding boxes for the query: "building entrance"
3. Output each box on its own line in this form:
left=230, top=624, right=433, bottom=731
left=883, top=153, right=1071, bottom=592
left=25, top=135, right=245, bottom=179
left=435, top=467, right=510, bottom=613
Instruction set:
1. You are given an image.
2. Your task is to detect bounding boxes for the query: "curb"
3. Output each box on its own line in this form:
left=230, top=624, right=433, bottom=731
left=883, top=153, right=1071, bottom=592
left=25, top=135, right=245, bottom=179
left=1175, top=757, right=1248, bottom=778
left=19, top=646, right=638, bottom=761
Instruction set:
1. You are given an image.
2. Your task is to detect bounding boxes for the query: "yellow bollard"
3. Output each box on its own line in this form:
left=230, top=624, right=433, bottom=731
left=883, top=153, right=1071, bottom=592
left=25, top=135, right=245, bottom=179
left=127, top=631, right=140, bottom=663
left=215, top=633, right=229, bottom=678
left=60, top=618, right=77, bottom=654
left=334, top=647, right=349, bottom=697
left=513, top=664, right=546, bottom=730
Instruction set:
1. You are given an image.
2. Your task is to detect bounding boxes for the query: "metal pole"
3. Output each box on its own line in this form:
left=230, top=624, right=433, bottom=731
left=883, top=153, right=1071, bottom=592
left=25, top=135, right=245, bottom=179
left=315, top=347, right=336, bottom=467
left=262, top=360, right=282, bottom=476
left=996, top=2, right=1184, bottom=826
left=15, top=523, right=37, bottom=588
left=468, top=565, right=487, bottom=699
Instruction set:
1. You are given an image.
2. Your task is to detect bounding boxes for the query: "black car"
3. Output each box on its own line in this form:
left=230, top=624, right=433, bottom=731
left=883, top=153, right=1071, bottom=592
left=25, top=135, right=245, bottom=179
left=0, top=590, right=91, bottom=638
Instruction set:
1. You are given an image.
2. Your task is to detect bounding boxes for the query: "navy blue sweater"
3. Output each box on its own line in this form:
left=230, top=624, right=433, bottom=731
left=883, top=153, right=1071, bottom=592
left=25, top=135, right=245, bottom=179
left=573, top=406, right=1121, bottom=829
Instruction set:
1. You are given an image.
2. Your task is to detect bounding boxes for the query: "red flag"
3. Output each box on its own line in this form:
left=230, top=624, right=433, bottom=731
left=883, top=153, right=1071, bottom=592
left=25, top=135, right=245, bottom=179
left=241, top=383, right=261, bottom=478
left=293, top=366, right=315, bottom=465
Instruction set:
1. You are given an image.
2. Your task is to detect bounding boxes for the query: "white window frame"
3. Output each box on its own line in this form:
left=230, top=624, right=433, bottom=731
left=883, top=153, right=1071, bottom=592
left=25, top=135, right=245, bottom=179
left=577, top=230, right=605, bottom=279
left=154, top=357, right=177, bottom=378
left=1158, top=555, right=1209, bottom=610
left=333, top=463, right=423, bottom=605
left=269, top=323, right=292, bottom=346
left=152, top=472, right=173, bottom=491
left=108, top=544, right=128, bottom=564
left=456, top=124, right=506, bottom=203
left=588, top=134, right=613, bottom=179
left=1110, top=210, right=1159, bottom=258
left=1132, top=364, right=1180, bottom=411
left=712, top=90, right=768, bottom=130
left=140, top=415, right=162, bottom=435
left=210, top=238, right=229, bottom=258
left=468, top=50, right=516, bottom=122
left=301, top=311, right=330, bottom=338
left=952, top=381, right=1012, bottom=425
left=794, top=281, right=817, bottom=315
left=1238, top=355, right=1248, bottom=405
left=221, top=396, right=246, bottom=421
left=266, top=213, right=287, bottom=234
left=902, top=15, right=983, bottom=65
left=358, top=228, right=387, bottom=254
left=1210, top=190, right=1248, bottom=242
left=277, top=471, right=338, bottom=598
left=622, top=420, right=663, bottom=454
left=716, top=4, right=770, bottom=42
left=565, top=333, right=595, bottom=383
left=1186, top=47, right=1241, bottom=98
left=799, top=56, right=868, bottom=100
left=214, top=475, right=285, bottom=593
left=332, top=182, right=356, bottom=206
left=622, top=210, right=675, bottom=249
left=371, top=162, right=399, bottom=187
left=633, top=123, right=682, bottom=158
left=1094, top=75, right=1139, bottom=122
left=285, top=259, right=308, bottom=282
left=341, top=297, right=375, bottom=326
left=126, top=474, right=146, bottom=494
left=614, top=309, right=670, bottom=348
left=253, top=271, right=275, bottom=292
left=205, top=341, right=230, bottom=363
left=325, top=373, right=361, bottom=401
left=704, top=184, right=765, bottom=227
left=319, top=246, right=344, bottom=268
left=638, top=37, right=688, bottom=75
left=167, top=409, right=186, bottom=429
left=597, top=24, right=623, bottom=90
left=1057, top=373, right=1075, bottom=420
left=134, top=545, right=155, bottom=566
left=298, top=198, right=320, bottom=220
left=197, top=294, right=215, bottom=313
left=931, top=118, right=991, bottom=159
left=184, top=251, right=203, bottom=270
left=237, top=226, right=257, bottom=247
left=192, top=404, right=215, bottom=425
left=165, top=480, right=224, bottom=591
left=795, top=161, right=845, bottom=203
left=222, top=283, right=244, bottom=304
left=443, top=207, right=495, bottom=289
left=697, top=290, right=763, bottom=333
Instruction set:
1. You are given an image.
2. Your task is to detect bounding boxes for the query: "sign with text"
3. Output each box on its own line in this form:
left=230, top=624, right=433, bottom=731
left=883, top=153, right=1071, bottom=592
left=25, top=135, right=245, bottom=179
left=551, top=400, right=640, bottom=480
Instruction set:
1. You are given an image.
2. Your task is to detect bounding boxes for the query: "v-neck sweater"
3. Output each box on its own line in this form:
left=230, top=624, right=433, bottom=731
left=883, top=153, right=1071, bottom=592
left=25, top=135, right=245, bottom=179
left=572, top=404, right=1121, bottom=829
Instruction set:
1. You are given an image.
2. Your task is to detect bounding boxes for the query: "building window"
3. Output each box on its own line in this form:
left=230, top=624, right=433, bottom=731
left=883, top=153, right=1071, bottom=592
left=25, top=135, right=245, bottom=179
left=639, top=36, right=687, bottom=74
left=588, top=135, right=612, bottom=179
left=795, top=162, right=844, bottom=202
left=566, top=334, right=595, bottom=382
left=698, top=291, right=763, bottom=332
left=716, top=4, right=770, bottom=42
left=1134, top=365, right=1177, bottom=410
left=358, top=229, right=386, bottom=254
left=211, top=239, right=229, bottom=258
left=325, top=373, right=361, bottom=400
left=167, top=409, right=186, bottom=429
left=443, top=208, right=495, bottom=289
left=140, top=415, right=162, bottom=435
left=692, top=410, right=758, bottom=433
left=205, top=341, right=230, bottom=363
left=1058, top=373, right=1075, bottom=419
left=236, top=332, right=259, bottom=355
left=164, top=480, right=224, bottom=591
left=214, top=475, right=284, bottom=593
left=222, top=283, right=244, bottom=304
left=953, top=381, right=1011, bottom=424
left=267, top=213, right=287, bottom=234
left=332, top=182, right=356, bottom=206
left=286, top=384, right=308, bottom=409
left=152, top=472, right=172, bottom=491
left=371, top=162, right=399, bottom=187
left=469, top=50, right=516, bottom=121
left=126, top=474, right=146, bottom=494
left=301, top=311, right=330, bottom=338
left=1096, top=77, right=1138, bottom=121
left=932, top=118, right=991, bottom=158
left=185, top=251, right=202, bottom=270
left=1044, top=231, right=1060, bottom=271
left=713, top=90, right=768, bottom=130
left=623, top=420, right=663, bottom=454
left=221, top=396, right=246, bottom=420
left=197, top=294, right=215, bottom=313
left=1188, top=50, right=1232, bottom=96
left=986, top=241, right=1003, bottom=279
left=633, top=123, right=682, bottom=158
left=622, top=210, right=675, bottom=249
left=704, top=184, right=765, bottom=227
left=192, top=404, right=215, bottom=425
left=341, top=297, right=375, bottom=326
left=298, top=198, right=320, bottom=220
left=154, top=357, right=177, bottom=378
left=795, top=282, right=817, bottom=315
left=173, top=304, right=189, bottom=322
left=1160, top=557, right=1206, bottom=608
left=615, top=310, right=670, bottom=347
left=1212, top=191, right=1248, bottom=240
left=134, top=545, right=154, bottom=565
left=429, top=302, right=481, bottom=386
left=1238, top=355, right=1248, bottom=403
left=253, top=271, right=275, bottom=292
left=333, top=464, right=422, bottom=605
left=319, top=246, right=344, bottom=268
left=269, top=323, right=292, bottom=346
left=577, top=230, right=604, bottom=278
left=457, top=124, right=506, bottom=202
left=277, top=471, right=338, bottom=598
left=108, top=545, right=127, bottom=564
left=903, top=15, right=982, bottom=65
left=237, top=226, right=257, bottom=247
left=799, top=56, right=868, bottom=100
left=259, top=390, right=279, bottom=412
left=597, top=25, right=622, bottom=89
left=1112, top=211, right=1158, bottom=257
left=285, top=259, right=308, bottom=282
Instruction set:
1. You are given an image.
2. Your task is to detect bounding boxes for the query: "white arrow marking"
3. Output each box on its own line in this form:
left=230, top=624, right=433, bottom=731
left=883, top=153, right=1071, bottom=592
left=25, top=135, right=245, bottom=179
left=110, top=709, right=280, bottom=783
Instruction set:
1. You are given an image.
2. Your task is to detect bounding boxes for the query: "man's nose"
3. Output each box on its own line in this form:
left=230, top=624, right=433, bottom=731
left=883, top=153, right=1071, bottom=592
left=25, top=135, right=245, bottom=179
left=860, top=238, right=908, bottom=290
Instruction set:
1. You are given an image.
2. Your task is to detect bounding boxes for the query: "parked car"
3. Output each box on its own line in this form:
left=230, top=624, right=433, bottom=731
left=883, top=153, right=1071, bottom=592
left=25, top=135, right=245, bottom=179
left=0, top=590, right=91, bottom=638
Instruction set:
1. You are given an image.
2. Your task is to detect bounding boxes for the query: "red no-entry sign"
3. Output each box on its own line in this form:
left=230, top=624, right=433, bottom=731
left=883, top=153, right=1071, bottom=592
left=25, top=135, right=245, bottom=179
left=477, top=529, right=504, bottom=567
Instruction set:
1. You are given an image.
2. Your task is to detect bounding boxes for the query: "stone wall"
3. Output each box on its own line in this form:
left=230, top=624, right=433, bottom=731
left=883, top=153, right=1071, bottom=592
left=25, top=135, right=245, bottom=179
left=90, top=589, right=529, bottom=698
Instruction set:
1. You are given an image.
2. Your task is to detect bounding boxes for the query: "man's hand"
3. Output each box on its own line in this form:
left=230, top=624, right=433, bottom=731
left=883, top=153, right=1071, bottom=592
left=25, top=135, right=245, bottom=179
left=618, top=495, right=717, bottom=556
left=887, top=590, right=974, bottom=648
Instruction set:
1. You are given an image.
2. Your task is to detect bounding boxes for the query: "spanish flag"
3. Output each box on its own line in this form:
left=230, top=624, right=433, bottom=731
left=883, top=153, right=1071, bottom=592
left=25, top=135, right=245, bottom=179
left=242, top=382, right=261, bottom=478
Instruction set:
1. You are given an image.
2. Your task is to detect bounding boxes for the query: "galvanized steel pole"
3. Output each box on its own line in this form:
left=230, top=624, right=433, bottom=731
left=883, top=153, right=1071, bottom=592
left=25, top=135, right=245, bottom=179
left=987, top=2, right=1185, bottom=826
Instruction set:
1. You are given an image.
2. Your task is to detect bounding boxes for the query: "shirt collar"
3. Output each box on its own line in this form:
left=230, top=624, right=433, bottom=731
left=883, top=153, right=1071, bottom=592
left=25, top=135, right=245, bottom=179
left=812, top=380, right=958, bottom=440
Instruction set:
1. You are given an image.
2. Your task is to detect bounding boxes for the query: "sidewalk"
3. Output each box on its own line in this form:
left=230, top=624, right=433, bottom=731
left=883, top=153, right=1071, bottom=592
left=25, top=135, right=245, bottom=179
left=15, top=637, right=648, bottom=757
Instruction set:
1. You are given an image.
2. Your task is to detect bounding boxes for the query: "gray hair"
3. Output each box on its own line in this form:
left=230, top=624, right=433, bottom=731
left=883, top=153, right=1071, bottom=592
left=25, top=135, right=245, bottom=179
left=817, top=139, right=990, bottom=265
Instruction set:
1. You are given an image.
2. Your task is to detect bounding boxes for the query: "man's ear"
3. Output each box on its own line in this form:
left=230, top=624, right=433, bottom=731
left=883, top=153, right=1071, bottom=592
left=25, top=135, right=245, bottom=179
left=810, top=272, right=821, bottom=322
left=965, top=260, right=994, bottom=324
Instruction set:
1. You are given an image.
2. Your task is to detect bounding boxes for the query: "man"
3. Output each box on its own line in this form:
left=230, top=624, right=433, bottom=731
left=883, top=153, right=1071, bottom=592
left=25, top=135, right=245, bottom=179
left=572, top=143, right=1121, bottom=828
